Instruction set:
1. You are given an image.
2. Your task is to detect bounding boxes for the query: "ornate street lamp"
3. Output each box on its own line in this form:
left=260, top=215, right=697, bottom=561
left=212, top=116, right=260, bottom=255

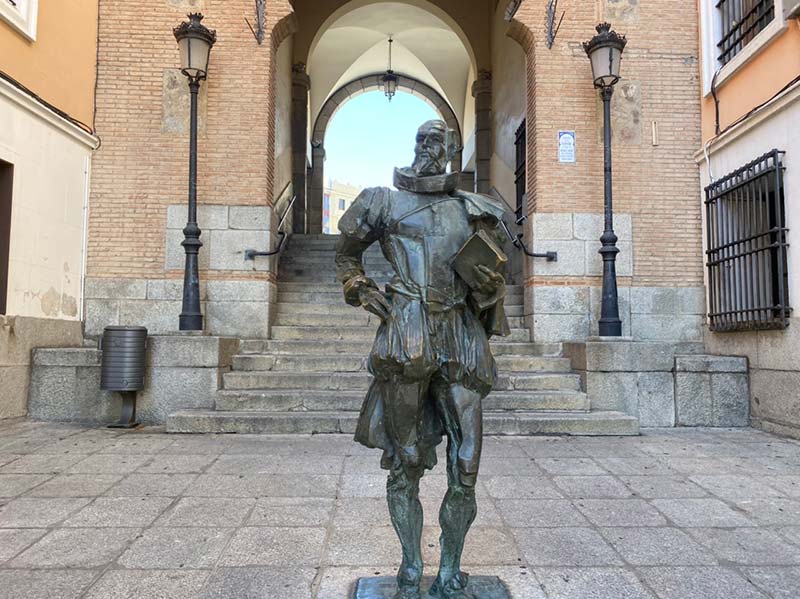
left=382, top=35, right=397, bottom=101
left=583, top=22, right=626, bottom=337
left=173, top=13, right=216, bottom=331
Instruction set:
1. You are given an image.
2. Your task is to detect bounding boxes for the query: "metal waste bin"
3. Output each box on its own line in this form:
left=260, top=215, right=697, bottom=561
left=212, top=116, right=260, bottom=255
left=101, top=326, right=147, bottom=427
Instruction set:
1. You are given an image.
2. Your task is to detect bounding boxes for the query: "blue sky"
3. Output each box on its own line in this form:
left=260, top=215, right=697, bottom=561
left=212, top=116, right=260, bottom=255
left=324, top=90, right=439, bottom=189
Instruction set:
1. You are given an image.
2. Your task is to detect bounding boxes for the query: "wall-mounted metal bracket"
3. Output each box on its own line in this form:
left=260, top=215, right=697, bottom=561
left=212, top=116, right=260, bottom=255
left=546, top=0, right=566, bottom=49
left=245, top=0, right=266, bottom=45
left=243, top=193, right=296, bottom=260
left=513, top=234, right=558, bottom=261
left=500, top=220, right=558, bottom=261
left=245, top=231, right=286, bottom=260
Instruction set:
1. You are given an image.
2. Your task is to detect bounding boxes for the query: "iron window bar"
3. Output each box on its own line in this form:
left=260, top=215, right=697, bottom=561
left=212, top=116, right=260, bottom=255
left=704, top=148, right=791, bottom=332
left=716, top=0, right=775, bottom=66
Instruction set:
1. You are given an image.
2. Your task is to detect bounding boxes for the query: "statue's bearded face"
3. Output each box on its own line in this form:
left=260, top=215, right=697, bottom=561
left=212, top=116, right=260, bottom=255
left=411, top=124, right=447, bottom=177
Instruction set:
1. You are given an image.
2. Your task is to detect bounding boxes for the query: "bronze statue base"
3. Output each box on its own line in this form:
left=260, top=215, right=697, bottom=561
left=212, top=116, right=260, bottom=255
left=353, top=576, right=510, bottom=599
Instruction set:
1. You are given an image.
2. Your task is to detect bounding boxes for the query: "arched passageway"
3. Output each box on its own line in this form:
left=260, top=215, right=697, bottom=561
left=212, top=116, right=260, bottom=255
left=284, top=0, right=529, bottom=234
left=305, top=74, right=465, bottom=232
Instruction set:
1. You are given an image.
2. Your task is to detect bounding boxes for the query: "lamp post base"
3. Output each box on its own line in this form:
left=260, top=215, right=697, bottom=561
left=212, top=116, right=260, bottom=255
left=179, top=313, right=203, bottom=331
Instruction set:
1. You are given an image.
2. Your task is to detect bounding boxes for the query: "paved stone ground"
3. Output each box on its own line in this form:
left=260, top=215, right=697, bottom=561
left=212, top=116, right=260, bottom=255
left=2, top=421, right=800, bottom=598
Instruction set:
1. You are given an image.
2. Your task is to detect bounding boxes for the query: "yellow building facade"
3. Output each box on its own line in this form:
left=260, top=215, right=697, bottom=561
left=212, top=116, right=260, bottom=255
left=0, top=0, right=99, bottom=417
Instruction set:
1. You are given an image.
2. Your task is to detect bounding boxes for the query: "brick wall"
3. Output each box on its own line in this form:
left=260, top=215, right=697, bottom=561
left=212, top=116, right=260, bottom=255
left=513, top=0, right=703, bottom=287
left=89, top=0, right=293, bottom=280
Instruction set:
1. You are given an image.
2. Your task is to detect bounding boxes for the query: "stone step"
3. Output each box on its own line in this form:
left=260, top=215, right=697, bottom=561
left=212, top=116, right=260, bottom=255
left=237, top=339, right=562, bottom=357
left=276, top=282, right=525, bottom=294
left=275, top=291, right=525, bottom=305
left=279, top=272, right=396, bottom=283
left=222, top=371, right=580, bottom=392
left=215, top=389, right=590, bottom=412
left=231, top=354, right=573, bottom=373
left=280, top=255, right=392, bottom=266
left=269, top=326, right=531, bottom=342
left=270, top=312, right=528, bottom=328
left=166, top=409, right=639, bottom=435
left=274, top=302, right=524, bottom=316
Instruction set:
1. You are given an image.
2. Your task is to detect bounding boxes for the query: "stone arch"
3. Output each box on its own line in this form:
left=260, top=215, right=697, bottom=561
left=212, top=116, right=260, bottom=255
left=305, top=73, right=463, bottom=233
left=267, top=11, right=299, bottom=206
left=505, top=16, right=537, bottom=216
left=298, top=0, right=482, bottom=73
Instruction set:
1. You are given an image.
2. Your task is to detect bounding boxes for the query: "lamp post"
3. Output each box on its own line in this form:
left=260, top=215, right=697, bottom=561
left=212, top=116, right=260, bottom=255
left=173, top=13, right=216, bottom=331
left=583, top=22, right=626, bottom=337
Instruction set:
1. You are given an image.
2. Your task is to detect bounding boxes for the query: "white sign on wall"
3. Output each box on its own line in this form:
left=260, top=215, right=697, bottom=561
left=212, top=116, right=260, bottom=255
left=558, top=130, right=576, bottom=163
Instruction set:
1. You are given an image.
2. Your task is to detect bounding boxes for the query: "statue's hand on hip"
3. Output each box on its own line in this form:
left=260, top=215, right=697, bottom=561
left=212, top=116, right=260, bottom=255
left=472, top=264, right=506, bottom=309
left=358, top=286, right=392, bottom=321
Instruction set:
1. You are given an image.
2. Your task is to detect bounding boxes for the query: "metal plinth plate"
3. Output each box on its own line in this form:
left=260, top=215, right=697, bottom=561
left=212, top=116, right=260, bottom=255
left=353, top=576, right=510, bottom=598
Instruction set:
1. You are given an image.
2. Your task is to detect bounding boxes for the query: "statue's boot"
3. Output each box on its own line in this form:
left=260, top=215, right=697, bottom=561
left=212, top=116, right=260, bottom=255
left=387, top=464, right=424, bottom=599
left=428, top=571, right=475, bottom=599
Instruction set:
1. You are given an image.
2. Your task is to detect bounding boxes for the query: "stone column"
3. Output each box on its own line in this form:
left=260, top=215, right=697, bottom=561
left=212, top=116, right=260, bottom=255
left=471, top=70, right=492, bottom=194
left=291, top=63, right=311, bottom=234
left=308, top=143, right=325, bottom=234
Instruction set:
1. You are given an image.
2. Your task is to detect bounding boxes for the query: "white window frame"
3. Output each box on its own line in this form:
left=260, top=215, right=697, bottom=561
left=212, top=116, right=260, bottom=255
left=701, top=0, right=789, bottom=96
left=0, top=0, right=38, bottom=42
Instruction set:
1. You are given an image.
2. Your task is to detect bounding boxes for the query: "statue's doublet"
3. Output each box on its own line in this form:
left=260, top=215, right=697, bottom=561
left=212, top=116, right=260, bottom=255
left=335, top=184, right=510, bottom=467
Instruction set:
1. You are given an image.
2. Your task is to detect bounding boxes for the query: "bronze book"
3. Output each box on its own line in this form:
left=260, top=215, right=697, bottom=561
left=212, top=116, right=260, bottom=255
left=451, top=230, right=508, bottom=298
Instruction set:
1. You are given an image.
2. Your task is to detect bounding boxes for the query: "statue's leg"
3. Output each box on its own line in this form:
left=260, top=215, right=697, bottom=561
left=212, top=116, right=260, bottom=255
left=387, top=458, right=425, bottom=599
left=386, top=377, right=427, bottom=468
left=430, top=382, right=483, bottom=598
left=384, top=377, right=428, bottom=599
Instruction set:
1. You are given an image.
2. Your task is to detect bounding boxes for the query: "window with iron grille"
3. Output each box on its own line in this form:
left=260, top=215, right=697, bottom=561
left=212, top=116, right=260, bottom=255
left=514, top=119, right=526, bottom=224
left=716, top=0, right=775, bottom=66
left=705, top=149, right=791, bottom=332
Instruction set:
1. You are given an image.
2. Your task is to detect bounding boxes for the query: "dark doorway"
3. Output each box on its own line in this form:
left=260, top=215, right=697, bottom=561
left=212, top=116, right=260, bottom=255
left=0, top=160, right=13, bottom=315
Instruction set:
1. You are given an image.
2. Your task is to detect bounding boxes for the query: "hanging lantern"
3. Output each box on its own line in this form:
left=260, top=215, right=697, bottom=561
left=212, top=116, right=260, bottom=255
left=382, top=36, right=397, bottom=101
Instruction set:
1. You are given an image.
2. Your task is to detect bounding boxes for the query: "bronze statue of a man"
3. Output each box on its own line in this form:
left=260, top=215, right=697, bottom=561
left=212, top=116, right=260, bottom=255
left=335, top=120, right=510, bottom=599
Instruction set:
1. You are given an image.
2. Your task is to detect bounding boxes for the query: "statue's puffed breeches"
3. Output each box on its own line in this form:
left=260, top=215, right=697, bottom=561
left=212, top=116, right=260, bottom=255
left=368, top=294, right=497, bottom=395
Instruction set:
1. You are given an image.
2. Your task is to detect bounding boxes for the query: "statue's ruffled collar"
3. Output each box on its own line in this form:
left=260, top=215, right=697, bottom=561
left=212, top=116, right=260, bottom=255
left=393, top=167, right=459, bottom=194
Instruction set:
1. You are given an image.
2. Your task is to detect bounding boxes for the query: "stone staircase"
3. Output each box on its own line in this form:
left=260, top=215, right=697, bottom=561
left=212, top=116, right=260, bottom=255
left=167, top=235, right=638, bottom=435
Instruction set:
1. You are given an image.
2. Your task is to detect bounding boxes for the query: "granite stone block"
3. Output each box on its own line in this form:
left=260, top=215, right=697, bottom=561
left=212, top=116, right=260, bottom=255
left=631, top=287, right=678, bottom=315
left=84, top=299, right=121, bottom=336
left=586, top=240, right=633, bottom=277
left=8, top=527, right=139, bottom=568
left=118, top=527, right=234, bottom=569
left=166, top=204, right=228, bottom=230
left=533, top=313, right=590, bottom=343
left=532, top=213, right=573, bottom=240
left=0, top=569, right=96, bottom=599
left=209, top=230, right=271, bottom=271
left=638, top=372, right=676, bottom=427
left=533, top=286, right=590, bottom=314
left=574, top=212, right=632, bottom=241
left=118, top=299, right=183, bottom=335
left=206, top=280, right=270, bottom=302
left=586, top=371, right=638, bottom=413
left=229, top=206, right=270, bottom=230
left=85, top=279, right=147, bottom=300
left=146, top=335, right=237, bottom=368
left=631, top=314, right=704, bottom=342
left=532, top=240, right=586, bottom=276
left=137, top=367, right=219, bottom=424
left=165, top=228, right=212, bottom=270
left=83, top=570, right=211, bottom=599
left=206, top=301, right=269, bottom=338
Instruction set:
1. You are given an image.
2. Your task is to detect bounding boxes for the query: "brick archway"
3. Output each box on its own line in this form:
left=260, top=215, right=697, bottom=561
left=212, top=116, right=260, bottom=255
left=305, top=74, right=464, bottom=233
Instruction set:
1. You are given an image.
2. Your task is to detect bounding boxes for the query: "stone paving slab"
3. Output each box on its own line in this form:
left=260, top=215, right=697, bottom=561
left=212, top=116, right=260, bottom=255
left=0, top=421, right=798, bottom=598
